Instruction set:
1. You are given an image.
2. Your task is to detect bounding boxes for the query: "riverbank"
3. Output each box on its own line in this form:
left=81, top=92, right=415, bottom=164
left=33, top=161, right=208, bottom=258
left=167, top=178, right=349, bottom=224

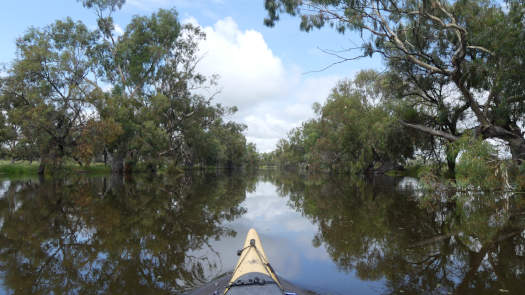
left=0, top=160, right=111, bottom=177
left=0, top=161, right=254, bottom=177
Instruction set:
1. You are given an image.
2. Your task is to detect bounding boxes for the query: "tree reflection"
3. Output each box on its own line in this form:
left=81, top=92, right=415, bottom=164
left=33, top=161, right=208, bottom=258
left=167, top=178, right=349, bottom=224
left=268, top=172, right=525, bottom=294
left=0, top=173, right=252, bottom=294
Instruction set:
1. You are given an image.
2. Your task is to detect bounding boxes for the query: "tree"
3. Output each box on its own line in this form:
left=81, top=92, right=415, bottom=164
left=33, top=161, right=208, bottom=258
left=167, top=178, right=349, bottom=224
left=0, top=18, right=101, bottom=173
left=264, top=0, right=525, bottom=163
left=274, top=72, right=422, bottom=174
left=88, top=6, right=187, bottom=173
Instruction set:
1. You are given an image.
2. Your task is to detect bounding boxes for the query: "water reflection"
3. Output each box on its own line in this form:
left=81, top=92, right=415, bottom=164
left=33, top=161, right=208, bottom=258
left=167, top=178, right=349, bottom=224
left=266, top=172, right=525, bottom=294
left=0, top=171, right=524, bottom=294
left=0, top=173, right=254, bottom=294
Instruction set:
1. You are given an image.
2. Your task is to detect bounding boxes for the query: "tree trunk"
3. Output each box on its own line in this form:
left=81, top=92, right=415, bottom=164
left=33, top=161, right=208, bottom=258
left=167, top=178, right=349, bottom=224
left=477, top=125, right=525, bottom=164
left=445, top=145, right=458, bottom=180
left=124, top=160, right=134, bottom=175
left=110, top=153, right=125, bottom=175
left=38, top=162, right=46, bottom=175
left=509, top=138, right=525, bottom=164
left=38, top=157, right=48, bottom=175
left=110, top=173, right=124, bottom=192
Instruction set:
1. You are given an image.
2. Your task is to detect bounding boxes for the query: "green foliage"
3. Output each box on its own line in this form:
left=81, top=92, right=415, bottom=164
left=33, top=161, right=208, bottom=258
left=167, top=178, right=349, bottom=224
left=274, top=72, right=418, bottom=174
left=0, top=17, right=100, bottom=171
left=0, top=160, right=110, bottom=176
left=78, top=0, right=125, bottom=11
left=0, top=1, right=258, bottom=174
left=454, top=136, right=504, bottom=190
left=264, top=0, right=525, bottom=180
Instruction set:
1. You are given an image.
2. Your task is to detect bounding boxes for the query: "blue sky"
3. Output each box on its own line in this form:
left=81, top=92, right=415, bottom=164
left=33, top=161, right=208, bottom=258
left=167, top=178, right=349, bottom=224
left=0, top=0, right=383, bottom=152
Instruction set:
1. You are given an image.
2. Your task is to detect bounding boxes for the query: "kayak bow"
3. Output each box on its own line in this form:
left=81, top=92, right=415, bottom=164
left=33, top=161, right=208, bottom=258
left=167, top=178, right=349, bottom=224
left=224, top=228, right=283, bottom=295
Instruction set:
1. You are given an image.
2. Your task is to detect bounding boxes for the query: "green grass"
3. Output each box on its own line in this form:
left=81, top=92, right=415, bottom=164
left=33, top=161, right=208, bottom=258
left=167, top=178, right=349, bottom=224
left=0, top=160, right=111, bottom=177
left=386, top=164, right=424, bottom=177
left=69, top=162, right=111, bottom=175
left=0, top=160, right=40, bottom=176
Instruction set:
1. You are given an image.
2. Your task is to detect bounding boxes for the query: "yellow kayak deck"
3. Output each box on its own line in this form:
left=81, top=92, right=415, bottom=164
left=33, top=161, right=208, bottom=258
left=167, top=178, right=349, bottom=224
left=225, top=228, right=281, bottom=294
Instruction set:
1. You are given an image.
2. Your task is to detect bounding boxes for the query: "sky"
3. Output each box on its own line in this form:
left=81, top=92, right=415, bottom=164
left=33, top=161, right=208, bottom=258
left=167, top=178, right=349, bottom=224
left=0, top=0, right=383, bottom=152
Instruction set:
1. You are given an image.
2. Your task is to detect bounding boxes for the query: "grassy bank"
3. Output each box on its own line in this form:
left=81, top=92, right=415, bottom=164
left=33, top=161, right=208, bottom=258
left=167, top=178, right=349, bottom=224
left=386, top=164, right=425, bottom=178
left=0, top=160, right=111, bottom=177
left=0, top=160, right=40, bottom=176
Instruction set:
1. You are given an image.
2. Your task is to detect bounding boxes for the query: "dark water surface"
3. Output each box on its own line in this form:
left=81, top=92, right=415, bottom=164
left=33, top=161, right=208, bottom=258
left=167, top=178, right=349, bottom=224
left=0, top=171, right=524, bottom=294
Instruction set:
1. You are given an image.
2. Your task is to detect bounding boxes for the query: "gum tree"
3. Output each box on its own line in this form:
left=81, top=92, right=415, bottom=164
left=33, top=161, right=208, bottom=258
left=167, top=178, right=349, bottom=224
left=0, top=19, right=101, bottom=174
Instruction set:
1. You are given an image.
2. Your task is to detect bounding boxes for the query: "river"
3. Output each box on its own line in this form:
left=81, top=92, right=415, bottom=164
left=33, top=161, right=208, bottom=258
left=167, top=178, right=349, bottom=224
left=0, top=170, right=524, bottom=294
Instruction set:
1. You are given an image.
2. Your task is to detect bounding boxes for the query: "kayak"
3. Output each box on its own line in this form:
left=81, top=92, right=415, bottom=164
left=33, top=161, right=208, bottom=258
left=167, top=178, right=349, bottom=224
left=224, top=228, right=289, bottom=295
left=184, top=228, right=304, bottom=295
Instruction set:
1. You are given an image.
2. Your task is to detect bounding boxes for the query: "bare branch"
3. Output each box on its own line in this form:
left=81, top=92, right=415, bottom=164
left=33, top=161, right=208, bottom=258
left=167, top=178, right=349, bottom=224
left=373, top=6, right=450, bottom=75
left=303, top=47, right=367, bottom=74
left=467, top=45, right=494, bottom=55
left=400, top=120, right=459, bottom=141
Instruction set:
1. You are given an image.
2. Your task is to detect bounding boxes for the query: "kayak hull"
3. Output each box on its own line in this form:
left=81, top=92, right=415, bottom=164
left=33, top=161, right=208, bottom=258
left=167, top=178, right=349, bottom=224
left=184, top=272, right=310, bottom=295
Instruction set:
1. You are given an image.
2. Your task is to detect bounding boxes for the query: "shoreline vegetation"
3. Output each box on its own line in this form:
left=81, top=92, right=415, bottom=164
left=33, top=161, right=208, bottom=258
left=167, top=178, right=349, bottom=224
left=0, top=160, right=109, bottom=177
left=0, top=160, right=260, bottom=177
left=0, top=2, right=259, bottom=177
left=259, top=1, right=525, bottom=193
left=1, top=0, right=524, bottom=193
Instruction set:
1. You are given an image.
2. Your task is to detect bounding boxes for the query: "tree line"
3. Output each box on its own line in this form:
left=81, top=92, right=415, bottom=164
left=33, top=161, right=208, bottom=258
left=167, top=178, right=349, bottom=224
left=0, top=0, right=259, bottom=175
left=263, top=0, right=525, bottom=184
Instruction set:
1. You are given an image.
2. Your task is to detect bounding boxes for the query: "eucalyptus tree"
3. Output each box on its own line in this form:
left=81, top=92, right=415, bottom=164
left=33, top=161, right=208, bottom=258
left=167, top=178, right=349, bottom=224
left=0, top=19, right=101, bottom=174
left=84, top=2, right=187, bottom=173
left=82, top=1, right=240, bottom=173
left=265, top=0, right=525, bottom=163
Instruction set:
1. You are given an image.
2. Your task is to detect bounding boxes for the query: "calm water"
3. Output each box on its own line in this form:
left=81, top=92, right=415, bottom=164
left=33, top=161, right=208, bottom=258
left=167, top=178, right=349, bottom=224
left=0, top=171, right=524, bottom=294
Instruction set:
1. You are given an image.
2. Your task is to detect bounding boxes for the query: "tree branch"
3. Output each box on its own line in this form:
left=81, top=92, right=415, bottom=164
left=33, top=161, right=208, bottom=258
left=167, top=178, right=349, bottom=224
left=400, top=120, right=459, bottom=141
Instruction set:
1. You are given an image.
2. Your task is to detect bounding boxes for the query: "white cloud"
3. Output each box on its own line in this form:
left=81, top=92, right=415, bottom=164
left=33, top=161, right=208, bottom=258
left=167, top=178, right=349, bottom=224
left=113, top=24, right=124, bottom=36
left=238, top=75, right=339, bottom=152
left=244, top=114, right=295, bottom=139
left=181, top=16, right=198, bottom=26
left=188, top=17, right=342, bottom=152
left=197, top=17, right=289, bottom=109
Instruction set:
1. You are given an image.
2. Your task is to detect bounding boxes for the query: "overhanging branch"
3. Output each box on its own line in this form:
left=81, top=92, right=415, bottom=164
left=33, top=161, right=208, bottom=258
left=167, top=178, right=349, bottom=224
left=400, top=120, right=459, bottom=142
